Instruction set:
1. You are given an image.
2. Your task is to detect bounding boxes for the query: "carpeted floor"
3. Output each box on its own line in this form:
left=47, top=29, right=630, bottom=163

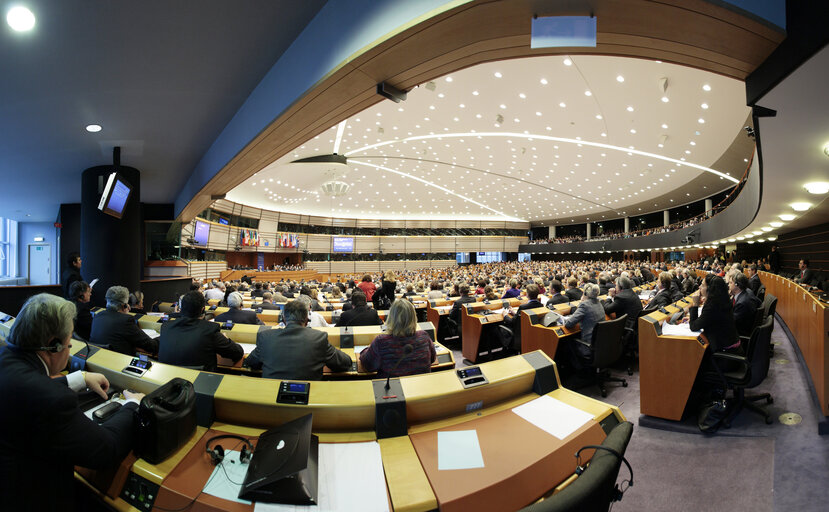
left=451, top=316, right=829, bottom=511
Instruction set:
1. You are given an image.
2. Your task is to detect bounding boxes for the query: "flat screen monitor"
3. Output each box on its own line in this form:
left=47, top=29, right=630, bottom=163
left=97, top=172, right=133, bottom=219
left=194, top=220, right=210, bottom=246
left=218, top=217, right=229, bottom=225
left=333, top=237, right=354, bottom=253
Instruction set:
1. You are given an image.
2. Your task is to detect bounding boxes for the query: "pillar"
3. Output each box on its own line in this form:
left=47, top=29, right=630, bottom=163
left=705, top=198, right=713, bottom=217
left=586, top=223, right=591, bottom=240
left=624, top=217, right=630, bottom=233
left=548, top=225, right=556, bottom=239
left=663, top=210, right=670, bottom=227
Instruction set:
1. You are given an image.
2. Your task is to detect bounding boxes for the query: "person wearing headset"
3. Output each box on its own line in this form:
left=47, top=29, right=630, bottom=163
left=0, top=293, right=145, bottom=510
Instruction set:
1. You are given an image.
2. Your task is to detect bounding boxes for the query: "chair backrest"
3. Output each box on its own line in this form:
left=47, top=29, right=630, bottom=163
left=591, top=314, right=627, bottom=368
left=745, top=316, right=774, bottom=387
left=519, top=421, right=634, bottom=512
left=762, top=294, right=777, bottom=321
left=757, top=285, right=766, bottom=301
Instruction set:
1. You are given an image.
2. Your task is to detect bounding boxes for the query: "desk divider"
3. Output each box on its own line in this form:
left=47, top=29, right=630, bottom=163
left=521, top=351, right=559, bottom=395
left=193, top=373, right=223, bottom=427
left=374, top=379, right=407, bottom=439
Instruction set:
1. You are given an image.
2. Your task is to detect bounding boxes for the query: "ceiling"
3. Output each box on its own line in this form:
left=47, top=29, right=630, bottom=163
left=227, top=55, right=752, bottom=222
left=0, top=0, right=326, bottom=222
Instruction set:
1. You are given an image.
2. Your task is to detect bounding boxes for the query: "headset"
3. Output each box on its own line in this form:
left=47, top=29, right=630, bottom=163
left=205, top=434, right=254, bottom=465
left=574, top=444, right=634, bottom=503
left=9, top=337, right=65, bottom=353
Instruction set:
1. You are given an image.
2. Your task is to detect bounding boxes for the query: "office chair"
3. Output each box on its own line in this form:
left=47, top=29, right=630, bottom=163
left=620, top=307, right=653, bottom=376
left=756, top=285, right=766, bottom=301
left=585, top=314, right=628, bottom=398
left=706, top=317, right=775, bottom=427
left=518, top=421, right=634, bottom=512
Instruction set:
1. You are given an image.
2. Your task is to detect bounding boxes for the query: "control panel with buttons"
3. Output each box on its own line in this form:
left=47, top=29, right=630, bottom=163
left=120, top=472, right=159, bottom=511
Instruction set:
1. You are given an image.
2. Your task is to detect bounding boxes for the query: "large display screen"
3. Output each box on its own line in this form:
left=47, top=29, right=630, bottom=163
left=97, top=172, right=133, bottom=219
left=194, top=220, right=210, bottom=246
left=333, top=237, right=354, bottom=253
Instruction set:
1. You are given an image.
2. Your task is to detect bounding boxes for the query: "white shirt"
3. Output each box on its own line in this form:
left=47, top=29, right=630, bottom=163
left=308, top=312, right=330, bottom=328
left=205, top=288, right=225, bottom=301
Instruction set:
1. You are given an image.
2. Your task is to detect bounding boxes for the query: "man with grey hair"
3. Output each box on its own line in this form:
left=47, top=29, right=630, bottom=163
left=90, top=285, right=158, bottom=355
left=245, top=299, right=351, bottom=379
left=565, top=283, right=607, bottom=369
left=295, top=295, right=330, bottom=327
left=0, top=293, right=145, bottom=509
left=602, top=275, right=642, bottom=330
left=214, top=291, right=263, bottom=325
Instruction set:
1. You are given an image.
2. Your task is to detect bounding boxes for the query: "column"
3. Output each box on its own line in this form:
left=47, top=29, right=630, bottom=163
left=548, top=225, right=556, bottom=239
left=586, top=223, right=591, bottom=240
left=663, top=210, right=670, bottom=227
left=624, top=217, right=630, bottom=233
left=705, top=198, right=713, bottom=217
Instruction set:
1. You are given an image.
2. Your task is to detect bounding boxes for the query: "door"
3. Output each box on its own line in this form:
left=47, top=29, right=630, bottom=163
left=28, top=244, right=51, bottom=285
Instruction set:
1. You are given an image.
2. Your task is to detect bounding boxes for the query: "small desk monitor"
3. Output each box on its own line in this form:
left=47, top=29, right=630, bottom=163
left=97, top=172, right=133, bottom=219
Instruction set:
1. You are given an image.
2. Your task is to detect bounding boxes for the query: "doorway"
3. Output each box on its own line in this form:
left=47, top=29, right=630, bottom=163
left=28, top=244, right=51, bottom=285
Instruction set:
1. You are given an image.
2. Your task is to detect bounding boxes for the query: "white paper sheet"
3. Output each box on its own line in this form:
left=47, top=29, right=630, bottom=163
left=661, top=322, right=701, bottom=337
left=141, top=328, right=160, bottom=339
left=539, top=295, right=549, bottom=306
left=353, top=345, right=368, bottom=354
left=239, top=342, right=256, bottom=354
left=638, top=293, right=652, bottom=300
left=203, top=450, right=253, bottom=505
left=437, top=430, right=485, bottom=471
left=512, top=395, right=594, bottom=440
left=254, top=442, right=388, bottom=512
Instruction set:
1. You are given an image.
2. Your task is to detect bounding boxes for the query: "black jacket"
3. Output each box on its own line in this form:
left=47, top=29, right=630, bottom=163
left=214, top=308, right=264, bottom=325
left=255, top=301, right=281, bottom=310
left=336, top=305, right=382, bottom=327
left=73, top=299, right=93, bottom=341
left=689, top=301, right=738, bottom=352
left=245, top=323, right=351, bottom=380
left=547, top=293, right=569, bottom=307
left=733, top=289, right=762, bottom=338
left=0, top=346, right=138, bottom=510
left=748, top=274, right=762, bottom=296
left=602, top=289, right=643, bottom=330
left=450, top=295, right=477, bottom=324
left=645, top=288, right=673, bottom=310
left=62, top=267, right=83, bottom=298
left=564, top=287, right=583, bottom=302
left=159, top=317, right=244, bottom=371
left=90, top=309, right=158, bottom=355
left=373, top=280, right=397, bottom=309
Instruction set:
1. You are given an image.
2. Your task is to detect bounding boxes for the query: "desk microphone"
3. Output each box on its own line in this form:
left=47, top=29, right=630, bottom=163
left=385, top=344, right=413, bottom=390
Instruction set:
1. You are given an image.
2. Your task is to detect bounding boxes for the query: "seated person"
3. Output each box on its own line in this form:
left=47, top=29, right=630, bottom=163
left=300, top=286, right=323, bottom=311
left=296, top=295, right=329, bottom=327
left=645, top=272, right=674, bottom=310
left=547, top=279, right=569, bottom=307
left=68, top=280, right=93, bottom=341
left=747, top=264, right=762, bottom=296
left=0, top=293, right=144, bottom=510
left=449, top=283, right=477, bottom=325
left=684, top=274, right=740, bottom=352
left=90, top=286, right=158, bottom=356
left=602, top=275, right=642, bottom=330
left=214, top=291, right=263, bottom=325
left=501, top=279, right=521, bottom=299
left=128, top=291, right=146, bottom=314
left=484, top=285, right=499, bottom=301
left=336, top=290, right=382, bottom=327
left=255, top=292, right=281, bottom=310
left=503, top=284, right=544, bottom=351
left=158, top=291, right=243, bottom=371
left=403, top=283, right=417, bottom=297
left=204, top=282, right=225, bottom=301
left=245, top=300, right=351, bottom=380
left=427, top=281, right=444, bottom=299
left=360, top=299, right=436, bottom=377
left=565, top=283, right=606, bottom=367
left=730, top=273, right=762, bottom=338
left=564, top=277, right=583, bottom=302
left=250, top=282, right=265, bottom=298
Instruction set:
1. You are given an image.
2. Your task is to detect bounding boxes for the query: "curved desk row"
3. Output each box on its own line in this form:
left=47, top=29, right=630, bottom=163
left=68, top=341, right=625, bottom=511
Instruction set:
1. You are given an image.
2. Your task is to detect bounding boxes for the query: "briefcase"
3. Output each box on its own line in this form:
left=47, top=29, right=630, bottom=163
left=136, top=377, right=197, bottom=464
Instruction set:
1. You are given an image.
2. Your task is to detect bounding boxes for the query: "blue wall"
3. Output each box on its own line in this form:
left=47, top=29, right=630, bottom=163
left=18, top=222, right=59, bottom=284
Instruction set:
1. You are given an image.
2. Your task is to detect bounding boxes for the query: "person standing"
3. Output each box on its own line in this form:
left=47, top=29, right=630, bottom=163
left=768, top=245, right=781, bottom=274
left=62, top=251, right=83, bottom=298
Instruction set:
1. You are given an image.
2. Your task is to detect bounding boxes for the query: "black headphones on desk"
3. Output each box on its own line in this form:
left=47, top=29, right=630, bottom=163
left=205, top=434, right=254, bottom=465
left=574, top=444, right=634, bottom=502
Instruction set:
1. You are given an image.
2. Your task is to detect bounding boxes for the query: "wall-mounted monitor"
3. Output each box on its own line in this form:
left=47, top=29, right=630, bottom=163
left=218, top=217, right=229, bottom=225
left=97, top=172, right=133, bottom=219
left=194, top=220, right=210, bottom=246
left=333, top=237, right=354, bottom=253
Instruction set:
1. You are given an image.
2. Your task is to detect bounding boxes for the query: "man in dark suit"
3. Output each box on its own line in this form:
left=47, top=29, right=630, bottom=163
left=245, top=300, right=351, bottom=379
left=250, top=282, right=265, bottom=298
left=794, top=259, right=816, bottom=286
left=336, top=290, right=382, bottom=327
left=646, top=273, right=674, bottom=309
left=602, top=276, right=643, bottom=330
left=159, top=291, right=243, bottom=371
left=547, top=280, right=569, bottom=307
left=61, top=251, right=83, bottom=298
left=730, top=273, right=763, bottom=337
left=768, top=245, right=781, bottom=274
left=69, top=280, right=93, bottom=341
left=90, top=286, right=158, bottom=355
left=564, top=277, right=583, bottom=302
left=255, top=292, right=281, bottom=310
left=503, top=284, right=544, bottom=351
left=0, top=293, right=144, bottom=510
left=214, top=291, right=264, bottom=325
left=747, top=264, right=762, bottom=296
left=449, top=283, right=477, bottom=325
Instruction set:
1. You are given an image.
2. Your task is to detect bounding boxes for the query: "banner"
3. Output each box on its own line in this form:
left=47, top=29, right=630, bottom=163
left=278, top=232, right=299, bottom=248
left=239, top=228, right=259, bottom=247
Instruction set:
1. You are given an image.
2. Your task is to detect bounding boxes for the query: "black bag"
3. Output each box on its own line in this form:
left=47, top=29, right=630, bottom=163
left=697, top=399, right=728, bottom=433
left=136, top=377, right=197, bottom=464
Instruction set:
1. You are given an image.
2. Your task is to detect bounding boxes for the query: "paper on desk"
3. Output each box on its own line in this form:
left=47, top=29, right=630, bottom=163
left=353, top=345, right=368, bottom=355
left=145, top=312, right=164, bottom=316
left=539, top=295, right=549, bottom=306
left=203, top=450, right=252, bottom=505
left=141, top=328, right=160, bottom=339
left=437, top=430, right=485, bottom=471
left=239, top=342, right=256, bottom=354
left=638, top=293, right=652, bottom=300
left=254, top=441, right=388, bottom=512
left=661, top=322, right=701, bottom=337
left=512, top=395, right=594, bottom=440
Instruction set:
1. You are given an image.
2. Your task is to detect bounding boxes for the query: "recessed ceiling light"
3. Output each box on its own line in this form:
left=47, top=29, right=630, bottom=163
left=661, top=96, right=669, bottom=103
left=445, top=76, right=453, bottom=82
left=6, top=5, right=35, bottom=31
left=804, top=182, right=829, bottom=194
left=616, top=75, right=624, bottom=82
left=779, top=214, right=796, bottom=221
left=540, top=78, right=548, bottom=85
left=661, top=124, right=668, bottom=129
left=703, top=84, right=711, bottom=91
left=559, top=102, right=566, bottom=108
left=761, top=227, right=773, bottom=232
left=563, top=58, right=572, bottom=66
left=701, top=103, right=709, bottom=109
left=790, top=202, right=812, bottom=211
left=768, top=236, right=777, bottom=241
left=698, top=118, right=705, bottom=124
left=494, top=72, right=502, bottom=78
left=85, top=124, right=102, bottom=133
left=626, top=106, right=634, bottom=112
left=595, top=114, right=602, bottom=120
left=472, top=90, right=479, bottom=96
left=630, top=129, right=636, bottom=134
left=769, top=221, right=783, bottom=227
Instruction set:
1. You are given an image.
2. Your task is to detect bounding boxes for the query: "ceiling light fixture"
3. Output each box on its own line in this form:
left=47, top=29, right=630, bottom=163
left=701, top=103, right=709, bottom=109
left=790, top=202, right=812, bottom=211
left=804, top=182, right=829, bottom=194
left=769, top=221, right=783, bottom=227
left=563, top=58, right=572, bottom=66
left=779, top=214, right=796, bottom=221
left=85, top=124, right=102, bottom=133
left=616, top=75, right=624, bottom=82
left=661, top=96, right=669, bottom=103
left=6, top=5, right=35, bottom=31
left=703, top=84, right=711, bottom=91
left=761, top=227, right=772, bottom=232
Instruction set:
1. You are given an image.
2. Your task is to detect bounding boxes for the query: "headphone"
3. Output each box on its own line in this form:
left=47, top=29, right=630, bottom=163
left=12, top=337, right=65, bottom=353
left=574, top=445, right=634, bottom=503
left=205, top=434, right=254, bottom=465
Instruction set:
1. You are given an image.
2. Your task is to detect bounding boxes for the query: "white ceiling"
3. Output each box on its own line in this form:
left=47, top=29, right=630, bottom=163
left=227, top=55, right=752, bottom=222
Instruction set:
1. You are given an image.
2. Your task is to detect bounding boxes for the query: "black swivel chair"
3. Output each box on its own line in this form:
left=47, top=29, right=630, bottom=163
left=519, top=421, right=634, bottom=512
left=620, top=307, right=655, bottom=376
left=707, top=316, right=775, bottom=426
left=585, top=314, right=628, bottom=397
left=756, top=285, right=766, bottom=301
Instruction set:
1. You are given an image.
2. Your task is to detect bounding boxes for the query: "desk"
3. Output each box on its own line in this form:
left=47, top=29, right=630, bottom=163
left=460, top=299, right=525, bottom=363
left=70, top=342, right=625, bottom=511
left=520, top=306, right=578, bottom=360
